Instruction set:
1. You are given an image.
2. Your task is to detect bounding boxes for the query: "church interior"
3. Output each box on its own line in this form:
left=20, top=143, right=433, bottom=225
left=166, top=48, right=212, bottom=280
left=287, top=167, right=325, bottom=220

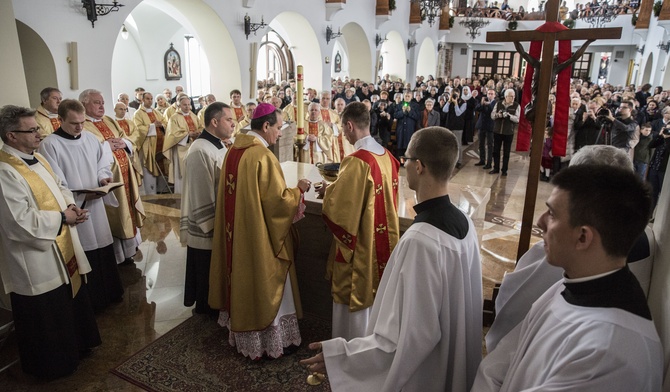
left=1, top=0, right=669, bottom=390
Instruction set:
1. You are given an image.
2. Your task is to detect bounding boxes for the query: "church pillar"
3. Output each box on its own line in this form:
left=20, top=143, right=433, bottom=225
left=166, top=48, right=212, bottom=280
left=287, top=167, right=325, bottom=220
left=0, top=1, right=29, bottom=107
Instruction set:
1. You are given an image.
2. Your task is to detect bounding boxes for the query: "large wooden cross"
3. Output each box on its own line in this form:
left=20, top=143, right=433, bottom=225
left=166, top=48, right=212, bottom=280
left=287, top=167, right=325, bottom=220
left=486, top=0, right=622, bottom=260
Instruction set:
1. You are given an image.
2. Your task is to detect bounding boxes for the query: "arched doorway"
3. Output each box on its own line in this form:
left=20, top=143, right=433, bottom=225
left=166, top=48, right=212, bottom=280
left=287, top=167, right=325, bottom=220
left=112, top=0, right=241, bottom=101
left=415, top=37, right=437, bottom=79
left=16, top=20, right=57, bottom=108
left=257, top=30, right=295, bottom=84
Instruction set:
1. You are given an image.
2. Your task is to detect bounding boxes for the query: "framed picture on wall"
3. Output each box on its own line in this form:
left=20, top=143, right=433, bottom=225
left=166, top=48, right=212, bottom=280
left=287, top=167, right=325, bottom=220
left=164, top=43, right=182, bottom=80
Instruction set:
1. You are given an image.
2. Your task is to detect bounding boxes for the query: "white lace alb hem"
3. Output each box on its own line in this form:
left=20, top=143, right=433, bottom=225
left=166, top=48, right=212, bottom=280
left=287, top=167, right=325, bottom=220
left=218, top=311, right=301, bottom=359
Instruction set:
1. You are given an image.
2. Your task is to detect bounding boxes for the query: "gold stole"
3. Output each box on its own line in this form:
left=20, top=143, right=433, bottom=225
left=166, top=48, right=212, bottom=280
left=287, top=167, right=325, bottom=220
left=0, top=151, right=81, bottom=296
left=91, top=121, right=137, bottom=233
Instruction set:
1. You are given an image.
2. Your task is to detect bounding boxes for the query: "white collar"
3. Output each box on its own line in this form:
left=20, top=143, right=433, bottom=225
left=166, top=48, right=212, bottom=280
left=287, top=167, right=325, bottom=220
left=2, top=144, right=35, bottom=161
left=354, top=135, right=385, bottom=155
left=247, top=130, right=269, bottom=147
left=86, top=115, right=102, bottom=123
left=564, top=267, right=622, bottom=283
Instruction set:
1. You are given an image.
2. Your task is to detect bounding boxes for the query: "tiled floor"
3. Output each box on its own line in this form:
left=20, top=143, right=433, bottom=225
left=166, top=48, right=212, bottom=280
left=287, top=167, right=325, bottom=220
left=0, top=143, right=553, bottom=390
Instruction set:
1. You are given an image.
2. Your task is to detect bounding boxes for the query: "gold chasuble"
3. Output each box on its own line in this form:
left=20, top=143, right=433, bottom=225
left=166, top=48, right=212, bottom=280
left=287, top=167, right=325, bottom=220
left=322, top=149, right=400, bottom=312
left=163, top=112, right=201, bottom=184
left=321, top=108, right=343, bottom=162
left=300, top=120, right=333, bottom=164
left=84, top=117, right=145, bottom=239
left=35, top=105, right=61, bottom=139
left=0, top=152, right=81, bottom=296
left=209, top=134, right=303, bottom=332
left=133, top=107, right=166, bottom=177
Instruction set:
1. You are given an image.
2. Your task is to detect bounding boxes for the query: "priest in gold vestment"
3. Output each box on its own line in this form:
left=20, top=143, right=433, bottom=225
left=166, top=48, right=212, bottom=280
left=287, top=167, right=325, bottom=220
left=80, top=89, right=145, bottom=265
left=34, top=87, right=62, bottom=139
left=133, top=92, right=168, bottom=195
left=209, top=103, right=311, bottom=359
left=163, top=95, right=202, bottom=194
left=300, top=102, right=333, bottom=164
left=321, top=102, right=400, bottom=340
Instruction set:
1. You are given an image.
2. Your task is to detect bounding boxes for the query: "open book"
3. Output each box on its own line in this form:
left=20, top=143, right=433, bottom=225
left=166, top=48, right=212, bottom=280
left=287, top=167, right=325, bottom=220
left=72, top=181, right=124, bottom=196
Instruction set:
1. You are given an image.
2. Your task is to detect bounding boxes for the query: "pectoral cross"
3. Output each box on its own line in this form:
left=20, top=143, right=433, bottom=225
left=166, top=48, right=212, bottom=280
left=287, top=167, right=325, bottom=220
left=486, top=0, right=622, bottom=260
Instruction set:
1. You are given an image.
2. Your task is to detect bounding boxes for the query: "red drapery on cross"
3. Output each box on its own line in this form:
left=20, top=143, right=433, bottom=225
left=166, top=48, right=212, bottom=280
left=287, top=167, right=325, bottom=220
left=516, top=21, right=571, bottom=157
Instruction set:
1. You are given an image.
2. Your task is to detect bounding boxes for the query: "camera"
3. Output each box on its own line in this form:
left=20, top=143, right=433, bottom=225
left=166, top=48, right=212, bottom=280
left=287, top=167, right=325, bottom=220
left=452, top=93, right=459, bottom=99
left=663, top=127, right=670, bottom=136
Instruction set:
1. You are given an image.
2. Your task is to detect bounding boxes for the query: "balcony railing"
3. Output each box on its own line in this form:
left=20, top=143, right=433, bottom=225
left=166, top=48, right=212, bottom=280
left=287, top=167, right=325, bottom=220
left=450, top=4, right=638, bottom=22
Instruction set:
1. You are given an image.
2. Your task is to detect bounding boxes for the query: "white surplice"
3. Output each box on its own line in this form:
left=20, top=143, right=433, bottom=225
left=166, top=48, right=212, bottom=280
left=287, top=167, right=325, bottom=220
left=322, top=220, right=483, bottom=392
left=38, top=131, right=114, bottom=251
left=473, top=280, right=663, bottom=392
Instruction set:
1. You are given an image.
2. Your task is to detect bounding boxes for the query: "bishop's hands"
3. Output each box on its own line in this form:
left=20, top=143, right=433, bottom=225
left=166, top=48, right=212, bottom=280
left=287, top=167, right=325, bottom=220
left=300, top=342, right=327, bottom=374
left=297, top=178, right=312, bottom=193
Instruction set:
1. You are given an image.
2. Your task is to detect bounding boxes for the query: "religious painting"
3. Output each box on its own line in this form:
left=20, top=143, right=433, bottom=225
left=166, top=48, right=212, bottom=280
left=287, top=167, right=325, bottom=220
left=334, top=51, right=342, bottom=73
left=164, top=43, right=182, bottom=80
left=378, top=56, right=384, bottom=73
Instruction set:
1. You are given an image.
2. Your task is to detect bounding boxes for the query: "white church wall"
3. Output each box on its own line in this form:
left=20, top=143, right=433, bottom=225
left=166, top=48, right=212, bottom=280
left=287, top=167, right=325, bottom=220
left=3, top=1, right=54, bottom=107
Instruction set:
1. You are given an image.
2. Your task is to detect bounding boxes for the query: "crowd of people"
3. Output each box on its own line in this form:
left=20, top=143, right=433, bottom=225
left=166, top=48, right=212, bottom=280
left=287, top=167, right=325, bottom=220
left=0, top=70, right=667, bottom=390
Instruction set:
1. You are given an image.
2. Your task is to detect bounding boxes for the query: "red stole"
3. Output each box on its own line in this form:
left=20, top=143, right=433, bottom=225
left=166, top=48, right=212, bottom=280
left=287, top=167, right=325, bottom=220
left=39, top=111, right=61, bottom=130
left=320, top=109, right=331, bottom=123
left=349, top=150, right=399, bottom=278
left=183, top=113, right=196, bottom=132
left=222, top=146, right=248, bottom=312
left=117, top=119, right=130, bottom=136
left=91, top=120, right=136, bottom=232
left=233, top=107, right=245, bottom=122
left=308, top=121, right=319, bottom=163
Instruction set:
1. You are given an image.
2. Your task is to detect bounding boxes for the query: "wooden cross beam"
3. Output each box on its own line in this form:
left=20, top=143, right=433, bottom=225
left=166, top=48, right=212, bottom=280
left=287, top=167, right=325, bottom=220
left=486, top=0, right=622, bottom=260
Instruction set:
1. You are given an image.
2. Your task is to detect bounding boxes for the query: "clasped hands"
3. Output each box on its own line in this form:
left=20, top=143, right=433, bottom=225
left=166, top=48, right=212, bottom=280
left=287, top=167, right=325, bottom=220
left=63, top=204, right=88, bottom=226
left=106, top=138, right=127, bottom=151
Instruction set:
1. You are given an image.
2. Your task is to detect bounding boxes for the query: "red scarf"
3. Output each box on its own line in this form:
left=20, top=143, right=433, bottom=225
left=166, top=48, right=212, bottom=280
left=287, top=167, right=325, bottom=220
left=517, top=22, right=570, bottom=157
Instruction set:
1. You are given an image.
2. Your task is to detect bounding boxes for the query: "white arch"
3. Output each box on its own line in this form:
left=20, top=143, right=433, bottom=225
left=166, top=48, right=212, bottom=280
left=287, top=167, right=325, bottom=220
left=341, top=22, right=373, bottom=81
left=640, top=52, right=654, bottom=85
left=270, top=12, right=322, bottom=90
left=112, top=0, right=241, bottom=100
left=415, top=37, right=437, bottom=79
left=380, top=30, right=407, bottom=81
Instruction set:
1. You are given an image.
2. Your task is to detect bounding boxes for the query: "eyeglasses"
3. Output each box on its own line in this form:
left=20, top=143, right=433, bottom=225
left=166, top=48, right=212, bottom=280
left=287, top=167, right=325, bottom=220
left=10, top=127, right=40, bottom=134
left=400, top=156, right=419, bottom=165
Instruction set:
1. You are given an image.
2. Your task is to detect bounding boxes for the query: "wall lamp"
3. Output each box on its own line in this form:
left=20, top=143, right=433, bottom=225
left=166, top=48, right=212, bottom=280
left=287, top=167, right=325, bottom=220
left=82, top=0, right=124, bottom=28
left=326, top=26, right=343, bottom=45
left=244, top=13, right=267, bottom=40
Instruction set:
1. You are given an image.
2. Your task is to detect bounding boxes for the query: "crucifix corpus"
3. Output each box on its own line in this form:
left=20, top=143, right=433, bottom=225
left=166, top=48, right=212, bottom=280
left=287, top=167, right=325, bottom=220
left=486, top=0, right=622, bottom=260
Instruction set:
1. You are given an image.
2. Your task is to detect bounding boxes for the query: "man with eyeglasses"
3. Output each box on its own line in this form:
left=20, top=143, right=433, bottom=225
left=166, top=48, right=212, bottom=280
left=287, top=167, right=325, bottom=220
left=602, top=99, right=640, bottom=160
left=302, top=127, right=482, bottom=392
left=0, top=104, right=101, bottom=379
